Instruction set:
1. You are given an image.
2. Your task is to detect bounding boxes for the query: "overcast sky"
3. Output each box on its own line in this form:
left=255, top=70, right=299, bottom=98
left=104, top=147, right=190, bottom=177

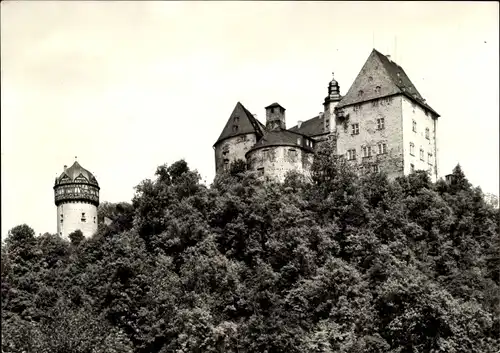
left=1, top=1, right=498, bottom=238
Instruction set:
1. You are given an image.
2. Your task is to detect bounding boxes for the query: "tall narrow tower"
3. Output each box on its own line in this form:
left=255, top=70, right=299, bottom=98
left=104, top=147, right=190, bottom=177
left=54, top=160, right=100, bottom=239
left=323, top=73, right=342, bottom=133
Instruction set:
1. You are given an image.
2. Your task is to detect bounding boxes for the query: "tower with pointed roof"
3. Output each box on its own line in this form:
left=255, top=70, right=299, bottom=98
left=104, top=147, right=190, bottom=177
left=323, top=73, right=342, bottom=134
left=213, top=102, right=265, bottom=174
left=333, top=49, right=439, bottom=181
left=54, top=159, right=100, bottom=239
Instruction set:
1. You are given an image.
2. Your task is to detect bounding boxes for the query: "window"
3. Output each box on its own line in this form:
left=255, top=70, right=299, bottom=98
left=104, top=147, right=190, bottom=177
left=409, top=142, right=415, bottom=156
left=425, top=127, right=430, bottom=139
left=412, top=120, right=417, bottom=132
left=372, top=100, right=379, bottom=107
left=93, top=217, right=96, bottom=224
left=257, top=167, right=264, bottom=176
left=378, top=143, right=387, bottom=154
left=358, top=90, right=364, bottom=97
left=81, top=212, right=86, bottom=222
left=420, top=148, right=424, bottom=161
left=362, top=146, right=371, bottom=158
left=224, top=158, right=230, bottom=165
left=410, top=163, right=415, bottom=173
left=347, top=149, right=357, bottom=160
left=368, top=76, right=373, bottom=82
left=353, top=104, right=362, bottom=112
left=372, top=164, right=379, bottom=173
left=351, top=124, right=359, bottom=135
left=375, top=86, right=381, bottom=93
left=233, top=116, right=239, bottom=123
left=377, top=118, right=385, bottom=130
left=289, top=148, right=297, bottom=157
left=428, top=153, right=433, bottom=165
left=232, top=125, right=238, bottom=132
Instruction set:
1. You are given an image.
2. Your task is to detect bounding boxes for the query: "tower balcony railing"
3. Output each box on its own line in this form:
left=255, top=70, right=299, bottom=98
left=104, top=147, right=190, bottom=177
left=54, top=192, right=99, bottom=205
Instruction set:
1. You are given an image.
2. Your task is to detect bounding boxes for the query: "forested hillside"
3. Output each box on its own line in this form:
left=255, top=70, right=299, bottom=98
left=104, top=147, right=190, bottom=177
left=2, top=142, right=499, bottom=353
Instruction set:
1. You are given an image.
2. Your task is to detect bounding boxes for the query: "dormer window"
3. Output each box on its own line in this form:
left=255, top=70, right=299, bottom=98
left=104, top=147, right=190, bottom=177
left=232, top=125, right=238, bottom=132
left=358, top=90, right=364, bottom=97
left=375, top=86, right=381, bottom=93
left=233, top=116, right=239, bottom=123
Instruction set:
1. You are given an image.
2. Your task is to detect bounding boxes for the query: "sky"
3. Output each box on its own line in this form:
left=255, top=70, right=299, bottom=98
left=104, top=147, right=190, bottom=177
left=1, top=1, right=499, bottom=238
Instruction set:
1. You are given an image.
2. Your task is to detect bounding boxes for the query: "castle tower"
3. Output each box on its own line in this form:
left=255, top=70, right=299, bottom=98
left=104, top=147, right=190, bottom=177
left=213, top=102, right=265, bottom=174
left=265, top=102, right=286, bottom=131
left=323, top=72, right=342, bottom=133
left=54, top=160, right=100, bottom=239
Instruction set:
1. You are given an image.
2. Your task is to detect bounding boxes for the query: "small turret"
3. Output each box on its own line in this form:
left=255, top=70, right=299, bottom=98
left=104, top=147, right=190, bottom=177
left=265, top=102, right=286, bottom=131
left=324, top=72, right=341, bottom=104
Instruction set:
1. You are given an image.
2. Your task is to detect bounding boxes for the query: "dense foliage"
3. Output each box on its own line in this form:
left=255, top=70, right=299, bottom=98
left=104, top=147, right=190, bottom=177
left=2, top=143, right=499, bottom=352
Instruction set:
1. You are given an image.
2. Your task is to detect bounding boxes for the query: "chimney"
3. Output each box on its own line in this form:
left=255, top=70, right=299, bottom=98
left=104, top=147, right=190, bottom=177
left=297, top=120, right=303, bottom=128
left=64, top=165, right=67, bottom=171
left=387, top=54, right=391, bottom=62
left=319, top=112, right=324, bottom=119
left=265, top=103, right=286, bottom=131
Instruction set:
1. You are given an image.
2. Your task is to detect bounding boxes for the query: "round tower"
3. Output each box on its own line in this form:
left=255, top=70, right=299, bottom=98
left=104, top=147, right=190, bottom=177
left=54, top=160, right=100, bottom=239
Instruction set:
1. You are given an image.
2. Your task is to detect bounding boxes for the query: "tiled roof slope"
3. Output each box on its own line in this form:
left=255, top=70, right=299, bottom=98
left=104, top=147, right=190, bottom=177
left=246, top=129, right=314, bottom=156
left=55, top=161, right=99, bottom=187
left=289, top=115, right=325, bottom=137
left=337, top=49, right=439, bottom=117
left=214, top=102, right=264, bottom=146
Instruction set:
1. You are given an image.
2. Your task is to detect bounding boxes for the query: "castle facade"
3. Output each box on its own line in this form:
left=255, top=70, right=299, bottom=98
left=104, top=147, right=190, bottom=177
left=213, top=49, right=440, bottom=182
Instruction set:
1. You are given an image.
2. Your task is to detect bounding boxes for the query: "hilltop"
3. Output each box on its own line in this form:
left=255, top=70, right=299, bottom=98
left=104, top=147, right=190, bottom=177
left=2, top=141, right=499, bottom=352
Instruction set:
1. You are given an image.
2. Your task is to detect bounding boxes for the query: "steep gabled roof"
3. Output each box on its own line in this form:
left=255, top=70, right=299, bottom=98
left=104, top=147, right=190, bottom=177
left=337, top=49, right=439, bottom=117
left=289, top=115, right=325, bottom=137
left=214, top=102, right=264, bottom=146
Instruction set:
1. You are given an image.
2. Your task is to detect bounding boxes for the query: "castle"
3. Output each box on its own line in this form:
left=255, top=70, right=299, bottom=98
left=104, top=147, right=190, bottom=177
left=213, top=49, right=440, bottom=182
left=54, top=160, right=100, bottom=239
left=54, top=49, right=441, bottom=239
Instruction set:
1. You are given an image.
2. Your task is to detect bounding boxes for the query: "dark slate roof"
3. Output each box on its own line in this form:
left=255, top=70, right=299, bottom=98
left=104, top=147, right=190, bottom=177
left=245, top=129, right=314, bottom=156
left=373, top=50, right=439, bottom=116
left=337, top=49, right=439, bottom=117
left=265, top=102, right=285, bottom=110
left=214, top=102, right=264, bottom=146
left=55, top=161, right=99, bottom=187
left=289, top=115, right=326, bottom=137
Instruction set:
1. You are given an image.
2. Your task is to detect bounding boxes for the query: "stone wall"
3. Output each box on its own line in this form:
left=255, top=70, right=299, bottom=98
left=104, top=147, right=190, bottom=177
left=401, top=96, right=439, bottom=181
left=214, top=133, right=257, bottom=174
left=57, top=201, right=98, bottom=239
left=335, top=95, right=404, bottom=180
left=247, top=146, right=314, bottom=183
